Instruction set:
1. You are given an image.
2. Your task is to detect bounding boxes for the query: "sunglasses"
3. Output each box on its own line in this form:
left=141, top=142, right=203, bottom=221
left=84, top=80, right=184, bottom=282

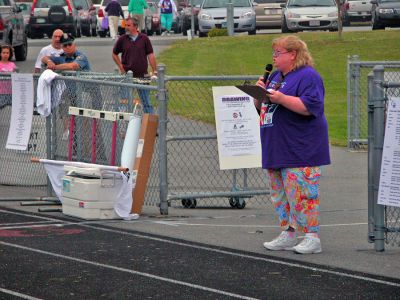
left=62, top=43, right=73, bottom=47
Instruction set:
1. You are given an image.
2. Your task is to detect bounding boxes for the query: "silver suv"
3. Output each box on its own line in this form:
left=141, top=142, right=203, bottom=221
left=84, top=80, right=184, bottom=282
left=0, top=0, right=28, bottom=61
left=342, top=0, right=372, bottom=25
left=28, top=0, right=81, bottom=38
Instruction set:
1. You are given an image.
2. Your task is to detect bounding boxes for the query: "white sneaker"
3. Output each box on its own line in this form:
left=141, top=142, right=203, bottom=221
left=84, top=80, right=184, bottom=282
left=293, top=236, right=322, bottom=254
left=263, top=231, right=297, bottom=251
left=166, top=31, right=171, bottom=36
left=161, top=31, right=167, bottom=36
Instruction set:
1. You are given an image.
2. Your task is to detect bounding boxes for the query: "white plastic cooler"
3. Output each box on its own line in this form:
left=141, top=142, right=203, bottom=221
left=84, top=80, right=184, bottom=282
left=61, top=166, right=124, bottom=220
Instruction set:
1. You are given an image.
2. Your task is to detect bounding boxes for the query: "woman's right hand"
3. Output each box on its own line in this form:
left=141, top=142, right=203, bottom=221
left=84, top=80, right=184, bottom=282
left=256, top=76, right=266, bottom=89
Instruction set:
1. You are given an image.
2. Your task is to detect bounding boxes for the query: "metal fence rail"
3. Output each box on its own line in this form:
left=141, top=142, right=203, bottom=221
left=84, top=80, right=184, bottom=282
left=347, top=56, right=400, bottom=150
left=368, top=65, right=400, bottom=251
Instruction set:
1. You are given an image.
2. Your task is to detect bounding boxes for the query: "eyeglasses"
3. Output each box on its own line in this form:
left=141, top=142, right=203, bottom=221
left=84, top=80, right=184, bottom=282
left=272, top=51, right=290, bottom=57
left=53, top=35, right=63, bottom=38
left=62, top=43, right=73, bottom=47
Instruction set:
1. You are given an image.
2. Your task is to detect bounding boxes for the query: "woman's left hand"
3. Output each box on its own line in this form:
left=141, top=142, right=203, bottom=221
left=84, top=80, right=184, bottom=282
left=267, top=89, right=285, bottom=104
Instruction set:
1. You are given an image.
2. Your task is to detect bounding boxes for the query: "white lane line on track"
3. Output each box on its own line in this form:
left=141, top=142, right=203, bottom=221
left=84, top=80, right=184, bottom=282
left=0, top=220, right=57, bottom=227
left=1, top=209, right=399, bottom=288
left=0, top=287, right=43, bottom=300
left=0, top=241, right=259, bottom=300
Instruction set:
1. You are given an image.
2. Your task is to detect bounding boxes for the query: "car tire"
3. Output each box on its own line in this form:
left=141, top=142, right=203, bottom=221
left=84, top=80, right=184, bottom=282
left=98, top=30, right=107, bottom=37
left=198, top=31, right=207, bottom=37
left=281, top=17, right=290, bottom=33
left=48, top=5, right=66, bottom=24
left=14, top=36, right=28, bottom=61
left=372, top=16, right=383, bottom=30
left=248, top=29, right=256, bottom=35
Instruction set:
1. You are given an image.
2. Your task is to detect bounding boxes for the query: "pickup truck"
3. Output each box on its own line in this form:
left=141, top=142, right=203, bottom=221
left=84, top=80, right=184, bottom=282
left=342, top=0, right=373, bottom=25
left=0, top=0, right=28, bottom=61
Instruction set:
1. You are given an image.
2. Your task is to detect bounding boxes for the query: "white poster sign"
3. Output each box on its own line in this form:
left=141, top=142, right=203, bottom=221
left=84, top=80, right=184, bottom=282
left=212, top=86, right=261, bottom=170
left=6, top=73, right=34, bottom=150
left=378, top=97, right=400, bottom=208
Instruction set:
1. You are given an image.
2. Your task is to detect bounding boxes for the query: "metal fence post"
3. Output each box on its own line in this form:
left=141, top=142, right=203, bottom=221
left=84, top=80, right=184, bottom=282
left=227, top=2, right=234, bottom=36
left=367, top=72, right=375, bottom=243
left=353, top=55, right=361, bottom=147
left=372, top=65, right=385, bottom=252
left=157, top=64, right=169, bottom=215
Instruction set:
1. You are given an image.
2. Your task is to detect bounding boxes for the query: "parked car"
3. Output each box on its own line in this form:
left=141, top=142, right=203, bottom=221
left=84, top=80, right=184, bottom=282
left=144, top=1, right=161, bottom=35
left=280, top=0, right=339, bottom=33
left=17, top=2, right=32, bottom=27
left=28, top=0, right=81, bottom=38
left=96, top=0, right=129, bottom=37
left=371, top=0, right=400, bottom=30
left=198, top=0, right=256, bottom=37
left=0, top=0, right=27, bottom=61
left=74, top=0, right=97, bottom=36
left=253, top=0, right=286, bottom=30
left=176, top=0, right=203, bottom=35
left=341, top=0, right=372, bottom=26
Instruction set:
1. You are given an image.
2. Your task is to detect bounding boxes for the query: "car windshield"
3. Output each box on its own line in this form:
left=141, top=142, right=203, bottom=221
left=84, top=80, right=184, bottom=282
left=36, top=0, right=69, bottom=8
left=203, top=0, right=251, bottom=8
left=102, top=0, right=129, bottom=6
left=74, top=0, right=89, bottom=9
left=288, top=0, right=336, bottom=7
left=147, top=2, right=158, bottom=13
left=379, top=0, right=399, bottom=2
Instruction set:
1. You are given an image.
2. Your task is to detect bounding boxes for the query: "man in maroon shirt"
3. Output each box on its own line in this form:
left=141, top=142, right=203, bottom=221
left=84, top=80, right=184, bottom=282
left=112, top=16, right=157, bottom=113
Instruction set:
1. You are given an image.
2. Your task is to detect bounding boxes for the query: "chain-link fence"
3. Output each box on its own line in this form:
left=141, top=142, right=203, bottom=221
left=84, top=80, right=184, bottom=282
left=0, top=70, right=271, bottom=213
left=347, top=56, right=400, bottom=151
left=367, top=65, right=400, bottom=251
left=160, top=75, right=270, bottom=212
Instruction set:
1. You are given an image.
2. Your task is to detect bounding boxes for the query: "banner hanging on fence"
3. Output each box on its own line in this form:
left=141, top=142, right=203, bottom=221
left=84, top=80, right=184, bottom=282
left=378, top=97, right=400, bottom=208
left=6, top=73, right=34, bottom=150
left=212, top=86, right=261, bottom=170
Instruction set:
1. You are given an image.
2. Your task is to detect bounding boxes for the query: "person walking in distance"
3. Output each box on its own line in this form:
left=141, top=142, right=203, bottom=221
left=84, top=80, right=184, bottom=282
left=34, top=29, right=63, bottom=73
left=112, top=16, right=157, bottom=113
left=105, top=0, right=124, bottom=40
left=159, top=0, right=177, bottom=36
left=128, top=0, right=147, bottom=31
left=255, top=35, right=330, bottom=254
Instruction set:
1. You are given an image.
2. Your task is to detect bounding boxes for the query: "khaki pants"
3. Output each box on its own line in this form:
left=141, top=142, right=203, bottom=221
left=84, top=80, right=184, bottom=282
left=131, top=14, right=144, bottom=31
left=109, top=15, right=119, bottom=39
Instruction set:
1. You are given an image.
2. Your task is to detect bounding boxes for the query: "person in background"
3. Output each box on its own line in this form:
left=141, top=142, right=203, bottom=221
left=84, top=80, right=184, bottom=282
left=105, top=0, right=124, bottom=40
left=255, top=35, right=331, bottom=254
left=34, top=29, right=63, bottom=73
left=112, top=16, right=157, bottom=113
left=159, top=0, right=177, bottom=36
left=128, top=0, right=148, bottom=31
left=0, top=45, right=17, bottom=109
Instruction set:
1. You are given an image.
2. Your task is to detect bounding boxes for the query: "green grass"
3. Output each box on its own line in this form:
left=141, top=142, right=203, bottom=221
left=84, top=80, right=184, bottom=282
left=157, top=31, right=400, bottom=146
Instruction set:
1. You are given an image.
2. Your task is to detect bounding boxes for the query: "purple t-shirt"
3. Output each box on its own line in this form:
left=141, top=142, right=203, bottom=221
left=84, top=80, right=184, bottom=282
left=260, top=65, right=330, bottom=169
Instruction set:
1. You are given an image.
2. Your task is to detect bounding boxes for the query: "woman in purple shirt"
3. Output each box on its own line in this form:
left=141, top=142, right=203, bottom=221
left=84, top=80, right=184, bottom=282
left=255, top=35, right=330, bottom=254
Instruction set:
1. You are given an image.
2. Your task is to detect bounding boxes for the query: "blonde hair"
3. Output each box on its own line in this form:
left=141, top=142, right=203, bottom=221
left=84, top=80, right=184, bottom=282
left=272, top=35, right=313, bottom=69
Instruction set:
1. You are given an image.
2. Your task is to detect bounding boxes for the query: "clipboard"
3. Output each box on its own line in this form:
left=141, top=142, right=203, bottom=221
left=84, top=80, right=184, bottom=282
left=235, top=85, right=271, bottom=102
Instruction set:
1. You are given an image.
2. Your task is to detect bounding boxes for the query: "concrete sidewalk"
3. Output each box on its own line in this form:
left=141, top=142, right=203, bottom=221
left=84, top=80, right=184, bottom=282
left=1, top=146, right=399, bottom=281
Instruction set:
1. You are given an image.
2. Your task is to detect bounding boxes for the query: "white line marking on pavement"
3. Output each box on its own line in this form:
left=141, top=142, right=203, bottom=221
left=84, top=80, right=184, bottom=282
left=0, top=241, right=259, bottom=300
left=0, top=221, right=56, bottom=227
left=142, top=222, right=368, bottom=228
left=0, top=287, right=43, bottom=300
left=0, top=209, right=398, bottom=288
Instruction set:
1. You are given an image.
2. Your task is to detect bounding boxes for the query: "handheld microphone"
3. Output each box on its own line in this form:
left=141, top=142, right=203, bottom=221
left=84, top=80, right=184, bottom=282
left=263, top=64, right=273, bottom=84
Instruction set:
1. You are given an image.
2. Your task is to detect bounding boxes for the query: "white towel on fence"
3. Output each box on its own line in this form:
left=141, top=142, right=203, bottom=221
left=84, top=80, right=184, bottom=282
left=36, top=69, right=59, bottom=117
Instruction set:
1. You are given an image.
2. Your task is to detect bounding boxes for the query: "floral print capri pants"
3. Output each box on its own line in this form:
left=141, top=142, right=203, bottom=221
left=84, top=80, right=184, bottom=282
left=267, top=167, right=321, bottom=233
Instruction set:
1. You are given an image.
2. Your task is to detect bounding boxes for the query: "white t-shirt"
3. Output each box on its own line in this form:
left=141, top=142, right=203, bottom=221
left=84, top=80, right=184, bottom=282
left=35, top=45, right=63, bottom=69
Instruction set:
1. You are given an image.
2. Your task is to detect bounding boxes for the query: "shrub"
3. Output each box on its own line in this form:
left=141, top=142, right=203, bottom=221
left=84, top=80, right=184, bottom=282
left=207, top=28, right=228, bottom=38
